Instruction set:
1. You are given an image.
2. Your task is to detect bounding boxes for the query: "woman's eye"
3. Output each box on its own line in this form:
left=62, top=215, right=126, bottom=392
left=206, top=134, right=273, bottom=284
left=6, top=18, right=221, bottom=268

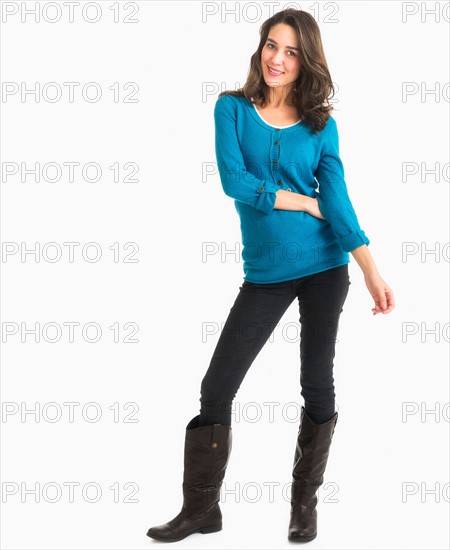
left=266, top=43, right=297, bottom=56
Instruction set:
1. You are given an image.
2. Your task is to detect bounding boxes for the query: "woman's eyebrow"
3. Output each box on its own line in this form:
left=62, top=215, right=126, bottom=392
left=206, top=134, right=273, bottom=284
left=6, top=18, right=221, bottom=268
left=266, top=37, right=300, bottom=51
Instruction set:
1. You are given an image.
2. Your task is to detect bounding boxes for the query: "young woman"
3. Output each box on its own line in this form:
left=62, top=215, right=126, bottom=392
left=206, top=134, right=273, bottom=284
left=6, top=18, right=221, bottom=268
left=147, top=8, right=395, bottom=544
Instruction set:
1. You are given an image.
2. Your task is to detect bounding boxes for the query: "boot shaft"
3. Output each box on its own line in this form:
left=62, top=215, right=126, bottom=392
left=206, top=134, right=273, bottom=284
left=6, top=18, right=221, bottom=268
left=182, top=415, right=233, bottom=519
left=292, top=407, right=338, bottom=485
left=183, top=415, right=233, bottom=488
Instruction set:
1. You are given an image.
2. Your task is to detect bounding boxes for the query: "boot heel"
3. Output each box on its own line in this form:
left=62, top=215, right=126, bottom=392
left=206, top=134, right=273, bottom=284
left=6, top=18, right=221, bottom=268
left=200, top=523, right=222, bottom=534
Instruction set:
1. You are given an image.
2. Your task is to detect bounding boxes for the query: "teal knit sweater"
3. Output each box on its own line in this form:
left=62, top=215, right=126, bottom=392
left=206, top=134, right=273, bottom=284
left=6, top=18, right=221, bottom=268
left=214, top=93, right=370, bottom=283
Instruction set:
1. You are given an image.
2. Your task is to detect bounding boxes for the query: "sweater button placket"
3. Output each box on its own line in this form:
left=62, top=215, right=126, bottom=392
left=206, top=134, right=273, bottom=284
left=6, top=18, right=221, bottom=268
left=271, top=129, right=281, bottom=188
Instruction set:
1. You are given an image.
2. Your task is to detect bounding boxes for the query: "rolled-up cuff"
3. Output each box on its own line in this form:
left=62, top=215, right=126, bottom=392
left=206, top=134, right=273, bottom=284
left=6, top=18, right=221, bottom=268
left=338, top=230, right=370, bottom=252
left=253, top=181, right=279, bottom=215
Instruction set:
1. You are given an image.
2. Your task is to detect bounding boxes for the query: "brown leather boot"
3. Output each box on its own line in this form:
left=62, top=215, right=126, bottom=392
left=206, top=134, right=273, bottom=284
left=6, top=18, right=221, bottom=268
left=147, top=415, right=232, bottom=542
left=288, top=406, right=338, bottom=542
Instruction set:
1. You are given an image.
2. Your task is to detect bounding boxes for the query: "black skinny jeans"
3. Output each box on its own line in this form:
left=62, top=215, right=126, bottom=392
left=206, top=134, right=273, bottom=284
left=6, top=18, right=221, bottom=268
left=198, top=264, right=351, bottom=426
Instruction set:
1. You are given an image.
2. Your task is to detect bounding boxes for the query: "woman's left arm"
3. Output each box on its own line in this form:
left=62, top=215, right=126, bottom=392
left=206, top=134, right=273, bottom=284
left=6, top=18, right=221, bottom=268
left=314, top=116, right=370, bottom=252
left=314, top=118, right=395, bottom=315
left=351, top=245, right=395, bottom=316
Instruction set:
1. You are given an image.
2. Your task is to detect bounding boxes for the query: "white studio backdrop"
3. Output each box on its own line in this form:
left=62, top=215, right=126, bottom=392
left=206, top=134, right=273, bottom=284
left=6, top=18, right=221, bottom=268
left=0, top=1, right=449, bottom=549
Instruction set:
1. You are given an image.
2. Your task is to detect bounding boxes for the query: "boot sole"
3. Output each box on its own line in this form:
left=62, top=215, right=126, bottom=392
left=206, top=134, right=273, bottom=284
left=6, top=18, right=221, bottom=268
left=146, top=523, right=222, bottom=542
left=288, top=533, right=317, bottom=543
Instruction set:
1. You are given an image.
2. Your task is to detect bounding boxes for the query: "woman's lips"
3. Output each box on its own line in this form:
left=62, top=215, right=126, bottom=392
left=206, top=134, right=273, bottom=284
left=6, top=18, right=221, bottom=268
left=268, top=65, right=284, bottom=76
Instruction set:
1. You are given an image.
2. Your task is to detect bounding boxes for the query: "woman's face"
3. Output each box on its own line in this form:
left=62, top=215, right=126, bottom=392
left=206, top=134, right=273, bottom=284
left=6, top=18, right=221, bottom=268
left=260, top=23, right=301, bottom=92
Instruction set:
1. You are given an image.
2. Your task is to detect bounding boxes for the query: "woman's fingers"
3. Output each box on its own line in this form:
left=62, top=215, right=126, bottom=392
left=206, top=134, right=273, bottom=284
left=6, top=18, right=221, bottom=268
left=372, top=288, right=395, bottom=315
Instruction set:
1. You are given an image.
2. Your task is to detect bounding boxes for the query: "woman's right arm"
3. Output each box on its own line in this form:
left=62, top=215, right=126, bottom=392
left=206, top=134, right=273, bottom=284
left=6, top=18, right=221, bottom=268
left=274, top=189, right=324, bottom=217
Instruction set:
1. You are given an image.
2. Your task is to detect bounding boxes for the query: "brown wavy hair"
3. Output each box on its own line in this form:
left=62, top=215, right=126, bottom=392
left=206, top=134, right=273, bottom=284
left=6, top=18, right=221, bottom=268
left=218, top=8, right=335, bottom=134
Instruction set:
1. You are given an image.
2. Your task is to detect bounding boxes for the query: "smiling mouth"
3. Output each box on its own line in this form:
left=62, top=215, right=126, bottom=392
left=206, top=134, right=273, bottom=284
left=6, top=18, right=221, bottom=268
left=268, top=65, right=284, bottom=75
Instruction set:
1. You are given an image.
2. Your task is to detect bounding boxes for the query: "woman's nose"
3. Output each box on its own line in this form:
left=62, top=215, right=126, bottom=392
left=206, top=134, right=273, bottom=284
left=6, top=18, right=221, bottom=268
left=271, top=51, right=284, bottom=65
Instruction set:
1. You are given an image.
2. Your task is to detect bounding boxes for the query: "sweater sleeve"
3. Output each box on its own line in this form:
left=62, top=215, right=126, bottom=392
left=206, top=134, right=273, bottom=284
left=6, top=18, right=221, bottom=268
left=214, top=95, right=279, bottom=215
left=314, top=117, right=370, bottom=252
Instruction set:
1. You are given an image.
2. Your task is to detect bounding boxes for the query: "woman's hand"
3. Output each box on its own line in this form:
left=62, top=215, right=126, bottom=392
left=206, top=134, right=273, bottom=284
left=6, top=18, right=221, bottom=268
left=363, top=271, right=395, bottom=315
left=305, top=197, right=326, bottom=220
